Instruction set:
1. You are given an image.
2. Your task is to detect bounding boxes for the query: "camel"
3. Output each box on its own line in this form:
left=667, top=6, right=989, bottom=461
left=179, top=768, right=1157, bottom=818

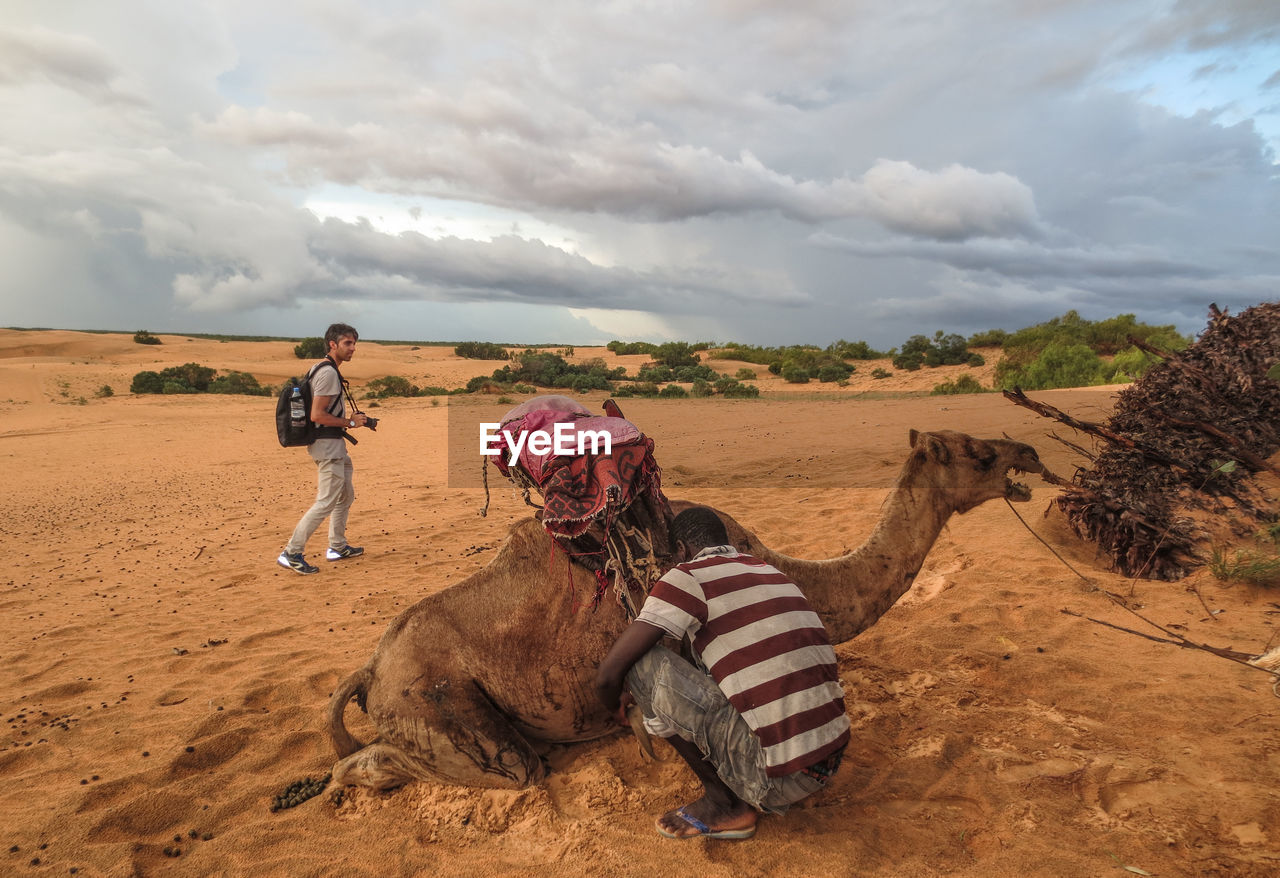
left=327, top=428, right=1043, bottom=790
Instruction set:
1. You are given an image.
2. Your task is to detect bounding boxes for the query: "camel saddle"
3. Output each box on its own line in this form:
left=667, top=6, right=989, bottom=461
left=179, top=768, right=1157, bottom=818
left=486, top=395, right=673, bottom=613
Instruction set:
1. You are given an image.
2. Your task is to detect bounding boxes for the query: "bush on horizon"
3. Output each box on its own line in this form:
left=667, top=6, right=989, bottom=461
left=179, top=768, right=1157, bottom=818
left=487, top=349, right=623, bottom=391
left=997, top=342, right=1107, bottom=390
left=781, top=364, right=810, bottom=383
left=130, top=362, right=270, bottom=396
left=209, top=371, right=271, bottom=396
left=931, top=374, right=989, bottom=395
left=368, top=375, right=451, bottom=398
left=454, top=341, right=510, bottom=360
left=293, top=337, right=326, bottom=359
left=133, top=330, right=161, bottom=345
left=892, top=331, right=977, bottom=371
left=991, top=310, right=1189, bottom=389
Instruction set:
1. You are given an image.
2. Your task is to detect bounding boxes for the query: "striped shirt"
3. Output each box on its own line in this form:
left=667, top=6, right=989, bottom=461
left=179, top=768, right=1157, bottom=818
left=637, top=546, right=850, bottom=776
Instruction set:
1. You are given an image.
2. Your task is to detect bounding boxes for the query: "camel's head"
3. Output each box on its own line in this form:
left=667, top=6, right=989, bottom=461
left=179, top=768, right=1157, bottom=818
left=908, top=429, right=1044, bottom=513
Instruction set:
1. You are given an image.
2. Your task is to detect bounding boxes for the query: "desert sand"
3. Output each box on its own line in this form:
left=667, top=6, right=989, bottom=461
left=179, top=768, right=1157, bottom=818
left=2, top=328, right=1277, bottom=877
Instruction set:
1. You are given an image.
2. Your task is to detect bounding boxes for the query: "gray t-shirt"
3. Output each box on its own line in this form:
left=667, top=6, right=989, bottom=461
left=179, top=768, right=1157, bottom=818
left=308, top=361, right=347, bottom=460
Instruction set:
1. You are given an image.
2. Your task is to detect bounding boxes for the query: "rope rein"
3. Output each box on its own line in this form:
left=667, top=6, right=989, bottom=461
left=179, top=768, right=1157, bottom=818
left=1003, top=498, right=1280, bottom=693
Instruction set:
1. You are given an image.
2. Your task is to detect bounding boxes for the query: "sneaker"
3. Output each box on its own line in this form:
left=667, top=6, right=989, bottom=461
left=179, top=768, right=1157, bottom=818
left=326, top=545, right=365, bottom=561
left=277, top=551, right=319, bottom=575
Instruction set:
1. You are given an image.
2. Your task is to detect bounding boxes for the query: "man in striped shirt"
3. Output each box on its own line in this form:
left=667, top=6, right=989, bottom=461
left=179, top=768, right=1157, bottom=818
left=595, top=506, right=850, bottom=840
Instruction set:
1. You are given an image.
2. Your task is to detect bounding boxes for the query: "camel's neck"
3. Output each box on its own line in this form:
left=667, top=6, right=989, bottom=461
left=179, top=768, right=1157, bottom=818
left=753, top=465, right=953, bottom=644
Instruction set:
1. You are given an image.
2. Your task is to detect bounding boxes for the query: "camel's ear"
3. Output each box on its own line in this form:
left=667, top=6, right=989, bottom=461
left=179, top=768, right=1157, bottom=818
left=918, top=433, right=950, bottom=465
left=909, top=428, right=920, bottom=447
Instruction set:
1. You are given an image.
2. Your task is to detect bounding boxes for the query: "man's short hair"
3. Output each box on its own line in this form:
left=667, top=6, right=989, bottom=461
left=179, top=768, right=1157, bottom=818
left=325, top=323, right=359, bottom=346
left=670, top=506, right=729, bottom=552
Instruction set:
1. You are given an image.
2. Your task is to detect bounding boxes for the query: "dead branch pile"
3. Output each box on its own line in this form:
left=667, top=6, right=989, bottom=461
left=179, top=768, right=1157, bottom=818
left=1006, top=302, right=1280, bottom=580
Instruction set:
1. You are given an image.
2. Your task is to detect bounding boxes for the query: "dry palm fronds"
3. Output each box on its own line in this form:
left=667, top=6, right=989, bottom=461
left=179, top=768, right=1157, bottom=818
left=1008, top=302, right=1280, bottom=580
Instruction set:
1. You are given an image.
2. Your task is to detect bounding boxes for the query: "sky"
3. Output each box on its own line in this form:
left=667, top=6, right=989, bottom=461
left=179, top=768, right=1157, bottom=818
left=1, top=1, right=1277, bottom=350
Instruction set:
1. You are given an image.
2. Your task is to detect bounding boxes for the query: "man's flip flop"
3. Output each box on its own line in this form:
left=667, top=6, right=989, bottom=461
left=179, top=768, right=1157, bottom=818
left=655, top=806, right=757, bottom=840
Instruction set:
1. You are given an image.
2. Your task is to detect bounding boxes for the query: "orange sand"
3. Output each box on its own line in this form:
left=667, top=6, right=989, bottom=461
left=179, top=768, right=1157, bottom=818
left=2, top=329, right=1277, bottom=877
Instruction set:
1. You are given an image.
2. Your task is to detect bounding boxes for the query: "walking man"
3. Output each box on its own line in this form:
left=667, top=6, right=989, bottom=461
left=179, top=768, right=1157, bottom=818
left=278, top=322, right=370, bottom=575
left=595, top=506, right=850, bottom=839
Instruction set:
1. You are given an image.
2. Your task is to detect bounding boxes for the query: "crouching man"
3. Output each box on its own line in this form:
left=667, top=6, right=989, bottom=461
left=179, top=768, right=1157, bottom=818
left=594, top=506, right=850, bottom=840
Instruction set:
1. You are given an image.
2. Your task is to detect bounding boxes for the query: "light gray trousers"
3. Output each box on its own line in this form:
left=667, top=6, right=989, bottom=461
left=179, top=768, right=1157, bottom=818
left=624, top=645, right=827, bottom=813
left=285, top=454, right=355, bottom=554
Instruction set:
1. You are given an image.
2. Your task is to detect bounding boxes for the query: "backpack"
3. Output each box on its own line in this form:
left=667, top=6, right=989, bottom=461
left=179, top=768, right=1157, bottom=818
left=275, top=360, right=341, bottom=447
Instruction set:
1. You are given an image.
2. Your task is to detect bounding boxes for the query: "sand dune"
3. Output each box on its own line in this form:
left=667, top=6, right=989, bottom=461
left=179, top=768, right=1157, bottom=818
left=2, top=329, right=1277, bottom=877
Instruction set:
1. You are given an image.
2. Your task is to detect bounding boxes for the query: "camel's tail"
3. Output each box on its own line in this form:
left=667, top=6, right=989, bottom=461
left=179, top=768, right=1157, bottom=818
left=328, top=666, right=372, bottom=758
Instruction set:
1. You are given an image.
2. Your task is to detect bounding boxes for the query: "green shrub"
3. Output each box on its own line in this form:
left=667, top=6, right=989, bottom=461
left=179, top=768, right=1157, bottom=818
left=999, top=342, right=1106, bottom=390
left=871, top=368, right=891, bottom=379
left=466, top=375, right=508, bottom=393
left=780, top=365, right=810, bottom=383
left=968, top=328, right=1008, bottom=347
left=653, top=342, right=701, bottom=369
left=606, top=340, right=658, bottom=356
left=817, top=364, right=852, bottom=383
left=1106, top=345, right=1161, bottom=382
left=893, top=331, right=975, bottom=370
left=488, top=349, right=625, bottom=390
left=721, top=382, right=760, bottom=398
left=1209, top=545, right=1280, bottom=587
left=130, top=363, right=216, bottom=394
left=454, top=341, right=510, bottom=360
left=367, top=375, right=417, bottom=398
left=161, top=363, right=216, bottom=392
left=892, top=335, right=928, bottom=370
left=496, top=395, right=514, bottom=405
left=931, top=374, right=989, bottom=395
left=637, top=364, right=674, bottom=383
left=209, top=371, right=271, bottom=396
left=130, top=371, right=164, bottom=394
left=133, top=330, right=161, bottom=345
left=735, top=368, right=757, bottom=380
left=95, top=384, right=114, bottom=398
left=293, top=337, right=326, bottom=359
left=570, top=373, right=611, bottom=393
left=659, top=383, right=688, bottom=398
left=690, top=378, right=714, bottom=398
left=826, top=339, right=885, bottom=360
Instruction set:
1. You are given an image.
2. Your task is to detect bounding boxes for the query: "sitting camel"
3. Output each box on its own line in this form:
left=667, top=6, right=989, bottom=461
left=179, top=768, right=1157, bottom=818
left=328, top=429, right=1043, bottom=790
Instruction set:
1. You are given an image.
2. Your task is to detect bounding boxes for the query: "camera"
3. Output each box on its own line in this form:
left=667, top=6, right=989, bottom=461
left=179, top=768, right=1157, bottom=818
left=364, top=415, right=379, bottom=431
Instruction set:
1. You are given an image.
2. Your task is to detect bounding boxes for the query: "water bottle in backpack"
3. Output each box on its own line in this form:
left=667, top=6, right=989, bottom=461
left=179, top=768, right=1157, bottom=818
left=290, top=385, right=305, bottom=424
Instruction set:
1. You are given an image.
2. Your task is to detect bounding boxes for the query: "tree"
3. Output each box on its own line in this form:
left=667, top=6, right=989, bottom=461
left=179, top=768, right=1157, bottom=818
left=294, top=337, right=326, bottom=359
left=454, top=342, right=509, bottom=360
left=133, top=330, right=161, bottom=345
left=130, top=371, right=164, bottom=394
left=1007, top=342, right=1106, bottom=390
left=158, top=363, right=216, bottom=392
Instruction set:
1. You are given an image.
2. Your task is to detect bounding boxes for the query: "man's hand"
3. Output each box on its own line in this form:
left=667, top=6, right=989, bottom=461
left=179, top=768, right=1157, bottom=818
left=594, top=619, right=666, bottom=716
left=613, top=690, right=636, bottom=728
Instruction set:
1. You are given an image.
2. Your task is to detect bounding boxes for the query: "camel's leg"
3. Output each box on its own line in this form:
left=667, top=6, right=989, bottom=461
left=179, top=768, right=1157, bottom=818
left=334, top=678, right=545, bottom=791
left=331, top=741, right=438, bottom=791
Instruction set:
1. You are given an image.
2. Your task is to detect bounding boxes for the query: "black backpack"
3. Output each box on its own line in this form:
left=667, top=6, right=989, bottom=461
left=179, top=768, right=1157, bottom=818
left=275, top=360, right=341, bottom=447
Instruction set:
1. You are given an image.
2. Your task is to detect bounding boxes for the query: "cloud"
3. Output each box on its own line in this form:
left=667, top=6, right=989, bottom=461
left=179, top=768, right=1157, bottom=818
left=172, top=214, right=807, bottom=314
left=206, top=104, right=1037, bottom=238
left=812, top=233, right=1210, bottom=282
left=0, top=1, right=1276, bottom=350
left=0, top=24, right=135, bottom=102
